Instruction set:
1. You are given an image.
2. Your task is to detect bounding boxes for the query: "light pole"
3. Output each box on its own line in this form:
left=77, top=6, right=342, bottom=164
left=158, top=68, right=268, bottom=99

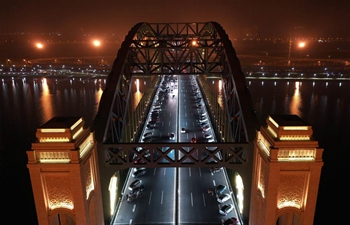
left=93, top=40, right=101, bottom=61
left=298, top=42, right=306, bottom=58
left=288, top=40, right=306, bottom=65
left=93, top=40, right=101, bottom=65
left=288, top=39, right=292, bottom=65
left=36, top=43, right=44, bottom=58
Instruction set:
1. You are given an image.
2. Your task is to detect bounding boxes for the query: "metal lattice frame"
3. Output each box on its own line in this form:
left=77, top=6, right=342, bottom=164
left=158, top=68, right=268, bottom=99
left=92, top=22, right=260, bottom=223
left=93, top=22, right=259, bottom=152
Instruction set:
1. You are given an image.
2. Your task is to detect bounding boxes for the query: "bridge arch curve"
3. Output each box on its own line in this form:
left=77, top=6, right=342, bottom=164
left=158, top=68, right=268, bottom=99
left=92, top=22, right=260, bottom=223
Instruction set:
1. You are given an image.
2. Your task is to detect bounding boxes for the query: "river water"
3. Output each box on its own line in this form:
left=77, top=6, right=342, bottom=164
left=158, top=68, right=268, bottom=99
left=0, top=75, right=349, bottom=224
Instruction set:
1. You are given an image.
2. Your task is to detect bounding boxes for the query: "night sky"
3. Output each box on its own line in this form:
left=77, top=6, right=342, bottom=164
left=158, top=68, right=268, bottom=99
left=1, top=0, right=349, bottom=38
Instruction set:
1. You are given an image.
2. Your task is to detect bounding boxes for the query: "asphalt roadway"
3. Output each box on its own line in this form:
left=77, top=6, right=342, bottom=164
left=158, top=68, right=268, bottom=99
left=112, top=75, right=240, bottom=225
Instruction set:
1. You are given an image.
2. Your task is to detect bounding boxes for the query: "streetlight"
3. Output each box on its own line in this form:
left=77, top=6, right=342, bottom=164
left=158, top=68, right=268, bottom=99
left=288, top=40, right=306, bottom=65
left=93, top=40, right=100, bottom=56
left=298, top=41, right=306, bottom=58
left=93, top=40, right=101, bottom=64
left=36, top=43, right=44, bottom=58
left=288, top=39, right=292, bottom=65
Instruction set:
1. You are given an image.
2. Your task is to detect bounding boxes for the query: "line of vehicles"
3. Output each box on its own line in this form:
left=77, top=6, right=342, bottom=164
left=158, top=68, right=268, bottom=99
left=119, top=74, right=239, bottom=224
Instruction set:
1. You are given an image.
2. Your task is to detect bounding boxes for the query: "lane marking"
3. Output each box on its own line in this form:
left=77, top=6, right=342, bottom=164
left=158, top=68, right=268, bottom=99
left=202, top=192, right=206, bottom=206
left=148, top=191, right=152, bottom=205
left=161, top=191, right=164, bottom=204
left=191, top=192, right=194, bottom=206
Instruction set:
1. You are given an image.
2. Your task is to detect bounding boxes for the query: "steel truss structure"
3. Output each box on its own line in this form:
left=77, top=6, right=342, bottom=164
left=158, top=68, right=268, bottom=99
left=93, top=22, right=259, bottom=167
left=92, top=21, right=260, bottom=223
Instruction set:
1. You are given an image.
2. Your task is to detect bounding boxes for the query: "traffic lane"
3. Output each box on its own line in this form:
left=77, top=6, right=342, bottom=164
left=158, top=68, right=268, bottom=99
left=178, top=76, right=203, bottom=142
left=131, top=167, right=176, bottom=224
left=178, top=167, right=225, bottom=224
left=152, top=82, right=178, bottom=141
left=211, top=168, right=240, bottom=219
left=149, top=106, right=177, bottom=142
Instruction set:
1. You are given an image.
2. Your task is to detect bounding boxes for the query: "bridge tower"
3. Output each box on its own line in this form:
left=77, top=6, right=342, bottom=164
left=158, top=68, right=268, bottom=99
left=249, top=115, right=323, bottom=225
left=27, top=117, right=104, bottom=225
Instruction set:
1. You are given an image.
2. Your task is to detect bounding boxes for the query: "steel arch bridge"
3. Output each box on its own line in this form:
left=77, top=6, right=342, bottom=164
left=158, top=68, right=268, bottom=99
left=91, top=22, right=260, bottom=223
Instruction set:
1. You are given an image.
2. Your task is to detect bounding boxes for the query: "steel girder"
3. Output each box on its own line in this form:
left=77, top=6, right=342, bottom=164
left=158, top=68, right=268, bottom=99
left=92, top=22, right=260, bottom=167
left=103, top=142, right=249, bottom=170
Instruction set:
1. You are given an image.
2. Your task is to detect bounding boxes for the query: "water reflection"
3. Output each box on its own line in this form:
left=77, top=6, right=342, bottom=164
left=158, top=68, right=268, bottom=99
left=41, top=78, right=54, bottom=122
left=95, top=79, right=104, bottom=113
left=289, top=81, right=301, bottom=115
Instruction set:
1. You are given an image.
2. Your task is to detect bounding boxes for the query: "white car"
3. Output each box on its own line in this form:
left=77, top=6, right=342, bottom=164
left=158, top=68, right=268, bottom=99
left=181, top=128, right=186, bottom=133
left=199, top=118, right=208, bottom=123
left=134, top=167, right=146, bottom=172
left=217, top=193, right=231, bottom=203
left=204, top=134, right=213, bottom=139
left=207, top=138, right=215, bottom=142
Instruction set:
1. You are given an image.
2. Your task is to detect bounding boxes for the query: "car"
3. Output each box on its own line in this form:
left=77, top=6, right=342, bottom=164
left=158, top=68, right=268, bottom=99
left=134, top=158, right=146, bottom=164
left=181, top=128, right=186, bottom=133
left=217, top=193, right=231, bottom=203
left=129, top=185, right=145, bottom=195
left=222, top=217, right=238, bottom=225
left=142, top=136, right=152, bottom=143
left=149, top=119, right=159, bottom=124
left=134, top=167, right=146, bottom=172
left=207, top=138, right=215, bottom=142
left=200, top=122, right=209, bottom=128
left=169, top=133, right=175, bottom=140
left=135, top=147, right=151, bottom=157
left=199, top=116, right=207, bottom=121
left=132, top=169, right=146, bottom=177
left=143, top=132, right=152, bottom=137
left=191, top=137, right=197, bottom=143
left=204, top=134, right=213, bottom=139
left=215, top=184, right=226, bottom=195
left=199, top=118, right=208, bottom=123
left=203, top=126, right=211, bottom=132
left=219, top=204, right=233, bottom=215
left=210, top=167, right=223, bottom=174
left=146, top=124, right=154, bottom=129
left=202, top=124, right=210, bottom=129
left=128, top=179, right=142, bottom=191
left=148, top=120, right=157, bottom=125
